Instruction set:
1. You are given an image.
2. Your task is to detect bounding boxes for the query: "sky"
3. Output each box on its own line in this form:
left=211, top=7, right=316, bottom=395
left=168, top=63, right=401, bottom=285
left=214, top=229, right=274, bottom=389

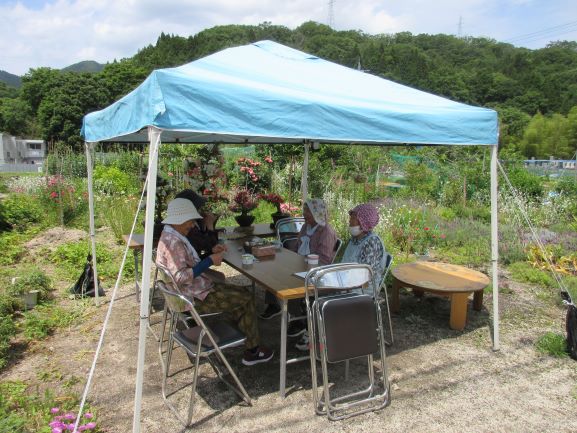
left=1, top=0, right=576, bottom=76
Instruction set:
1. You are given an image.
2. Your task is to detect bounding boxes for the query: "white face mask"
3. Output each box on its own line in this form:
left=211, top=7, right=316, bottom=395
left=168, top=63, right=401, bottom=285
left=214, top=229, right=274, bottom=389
left=349, top=225, right=362, bottom=237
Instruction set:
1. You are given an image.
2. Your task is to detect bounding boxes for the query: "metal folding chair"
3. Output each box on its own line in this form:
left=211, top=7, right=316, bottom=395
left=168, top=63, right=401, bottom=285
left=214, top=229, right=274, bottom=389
left=377, top=253, right=394, bottom=346
left=275, top=217, right=305, bottom=246
left=304, top=263, right=391, bottom=420
left=332, top=238, right=343, bottom=264
left=155, top=264, right=251, bottom=427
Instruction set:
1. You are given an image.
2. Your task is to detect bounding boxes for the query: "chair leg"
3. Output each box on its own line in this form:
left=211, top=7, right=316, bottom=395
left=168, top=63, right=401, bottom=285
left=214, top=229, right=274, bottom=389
left=381, top=287, right=394, bottom=346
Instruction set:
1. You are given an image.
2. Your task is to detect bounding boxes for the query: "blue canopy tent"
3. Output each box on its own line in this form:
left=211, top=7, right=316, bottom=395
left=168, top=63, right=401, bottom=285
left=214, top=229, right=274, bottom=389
left=81, top=40, right=499, bottom=432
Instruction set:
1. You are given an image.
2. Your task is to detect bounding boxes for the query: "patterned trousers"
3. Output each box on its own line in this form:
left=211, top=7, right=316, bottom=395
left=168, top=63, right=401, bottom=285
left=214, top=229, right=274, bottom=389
left=194, top=283, right=259, bottom=349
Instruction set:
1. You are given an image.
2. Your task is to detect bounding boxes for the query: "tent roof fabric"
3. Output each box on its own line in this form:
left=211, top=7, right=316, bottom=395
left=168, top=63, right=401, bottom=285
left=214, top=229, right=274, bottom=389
left=81, top=40, right=498, bottom=146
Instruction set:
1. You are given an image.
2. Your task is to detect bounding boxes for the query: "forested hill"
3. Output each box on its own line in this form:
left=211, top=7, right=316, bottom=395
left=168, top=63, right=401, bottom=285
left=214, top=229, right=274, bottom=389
left=1, top=22, right=576, bottom=158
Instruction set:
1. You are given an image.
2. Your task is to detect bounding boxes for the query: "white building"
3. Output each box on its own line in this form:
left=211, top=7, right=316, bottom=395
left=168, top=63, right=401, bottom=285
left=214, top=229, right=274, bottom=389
left=0, top=132, right=46, bottom=165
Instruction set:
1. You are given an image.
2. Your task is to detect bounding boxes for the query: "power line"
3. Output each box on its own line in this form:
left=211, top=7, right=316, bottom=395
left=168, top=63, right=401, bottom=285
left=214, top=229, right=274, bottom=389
left=504, top=20, right=577, bottom=44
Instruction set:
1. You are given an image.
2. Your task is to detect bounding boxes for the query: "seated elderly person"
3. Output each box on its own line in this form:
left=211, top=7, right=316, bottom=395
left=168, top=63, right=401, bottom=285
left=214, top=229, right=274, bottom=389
left=295, top=202, right=386, bottom=351
left=174, top=189, right=226, bottom=283
left=156, top=198, right=273, bottom=366
left=261, top=199, right=338, bottom=336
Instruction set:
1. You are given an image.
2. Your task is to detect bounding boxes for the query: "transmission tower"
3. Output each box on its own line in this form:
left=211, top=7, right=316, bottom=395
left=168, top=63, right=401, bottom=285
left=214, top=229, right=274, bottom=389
left=328, top=0, right=335, bottom=29
left=458, top=15, right=463, bottom=37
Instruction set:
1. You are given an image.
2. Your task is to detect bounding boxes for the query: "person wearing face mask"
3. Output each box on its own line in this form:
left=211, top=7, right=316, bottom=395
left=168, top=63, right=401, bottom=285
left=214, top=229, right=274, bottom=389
left=156, top=198, right=274, bottom=366
left=295, top=202, right=386, bottom=351
left=341, top=203, right=386, bottom=285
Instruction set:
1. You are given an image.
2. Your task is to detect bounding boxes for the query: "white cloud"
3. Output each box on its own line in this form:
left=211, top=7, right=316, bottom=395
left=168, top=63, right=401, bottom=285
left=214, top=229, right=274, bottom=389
left=0, top=0, right=574, bottom=76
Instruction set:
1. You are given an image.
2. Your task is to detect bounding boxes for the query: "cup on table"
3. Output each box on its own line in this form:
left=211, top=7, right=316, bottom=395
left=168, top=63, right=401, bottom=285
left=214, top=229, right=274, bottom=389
left=242, top=253, right=255, bottom=268
left=306, top=254, right=319, bottom=269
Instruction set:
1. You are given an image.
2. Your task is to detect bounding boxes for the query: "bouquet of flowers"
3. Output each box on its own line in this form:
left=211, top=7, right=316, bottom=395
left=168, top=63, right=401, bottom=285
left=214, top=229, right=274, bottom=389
left=229, top=188, right=259, bottom=214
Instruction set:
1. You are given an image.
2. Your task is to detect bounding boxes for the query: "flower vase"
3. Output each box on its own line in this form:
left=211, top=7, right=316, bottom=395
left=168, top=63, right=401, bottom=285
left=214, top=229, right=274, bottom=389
left=235, top=212, right=255, bottom=227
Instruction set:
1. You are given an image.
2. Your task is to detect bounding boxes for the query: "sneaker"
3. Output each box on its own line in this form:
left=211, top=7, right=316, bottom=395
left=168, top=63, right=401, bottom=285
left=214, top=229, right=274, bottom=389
left=295, top=331, right=310, bottom=351
left=242, top=346, right=274, bottom=366
left=259, top=304, right=281, bottom=320
left=287, top=321, right=306, bottom=338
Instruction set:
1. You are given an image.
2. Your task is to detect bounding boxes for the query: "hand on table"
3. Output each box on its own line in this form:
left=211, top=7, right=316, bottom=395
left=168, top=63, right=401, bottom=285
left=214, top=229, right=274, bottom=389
left=210, top=252, right=224, bottom=266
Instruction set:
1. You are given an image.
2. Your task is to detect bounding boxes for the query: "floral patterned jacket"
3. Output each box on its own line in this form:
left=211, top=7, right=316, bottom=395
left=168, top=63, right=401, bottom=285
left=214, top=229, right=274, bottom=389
left=156, top=227, right=213, bottom=301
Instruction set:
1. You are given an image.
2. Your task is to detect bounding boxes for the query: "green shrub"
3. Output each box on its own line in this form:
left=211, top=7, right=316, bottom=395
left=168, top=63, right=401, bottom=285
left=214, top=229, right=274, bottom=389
left=98, top=195, right=140, bottom=242
left=508, top=262, right=555, bottom=288
left=93, top=165, right=138, bottom=195
left=0, top=294, right=19, bottom=316
left=0, top=315, right=17, bottom=369
left=437, top=206, right=457, bottom=221
left=504, top=166, right=543, bottom=199
left=0, top=194, right=43, bottom=232
left=554, top=176, right=577, bottom=196
left=535, top=332, right=568, bottom=358
left=8, top=269, right=52, bottom=301
left=22, top=303, right=85, bottom=341
left=0, top=232, right=27, bottom=265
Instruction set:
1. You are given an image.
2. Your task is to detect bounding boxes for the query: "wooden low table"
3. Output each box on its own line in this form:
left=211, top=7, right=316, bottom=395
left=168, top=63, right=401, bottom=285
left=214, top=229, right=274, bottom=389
left=391, top=261, right=490, bottom=331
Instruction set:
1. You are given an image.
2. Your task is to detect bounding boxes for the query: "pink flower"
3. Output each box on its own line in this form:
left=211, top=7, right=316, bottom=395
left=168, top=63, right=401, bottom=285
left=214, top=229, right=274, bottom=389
left=50, top=191, right=59, bottom=198
left=440, top=234, right=446, bottom=239
left=64, top=413, right=75, bottom=420
left=84, top=422, right=97, bottom=429
left=168, top=172, right=174, bottom=177
left=264, top=156, right=273, bottom=163
left=50, top=421, right=65, bottom=428
left=84, top=413, right=93, bottom=419
left=51, top=408, right=60, bottom=414
left=52, top=428, right=63, bottom=433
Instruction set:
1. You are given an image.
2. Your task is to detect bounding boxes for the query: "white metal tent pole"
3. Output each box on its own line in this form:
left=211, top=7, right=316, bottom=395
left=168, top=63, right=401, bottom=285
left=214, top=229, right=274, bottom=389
left=85, top=141, right=100, bottom=306
left=301, top=141, right=310, bottom=202
left=490, top=144, right=500, bottom=351
left=132, top=126, right=161, bottom=433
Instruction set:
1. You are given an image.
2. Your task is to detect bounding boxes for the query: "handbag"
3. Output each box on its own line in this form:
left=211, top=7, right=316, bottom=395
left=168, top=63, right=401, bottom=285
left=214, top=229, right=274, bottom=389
left=70, top=254, right=105, bottom=297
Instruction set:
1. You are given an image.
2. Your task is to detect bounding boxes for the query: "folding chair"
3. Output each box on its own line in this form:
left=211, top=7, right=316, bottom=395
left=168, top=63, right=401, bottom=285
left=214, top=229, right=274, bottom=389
left=377, top=253, right=394, bottom=346
left=331, top=238, right=343, bottom=264
left=275, top=217, right=305, bottom=247
left=155, top=264, right=251, bottom=427
left=304, top=263, right=391, bottom=420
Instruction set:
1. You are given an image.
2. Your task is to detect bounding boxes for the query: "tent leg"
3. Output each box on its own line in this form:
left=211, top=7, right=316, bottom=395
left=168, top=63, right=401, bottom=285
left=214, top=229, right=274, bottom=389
left=85, top=142, right=100, bottom=306
left=490, top=144, right=500, bottom=351
left=301, top=141, right=310, bottom=202
left=132, top=127, right=162, bottom=433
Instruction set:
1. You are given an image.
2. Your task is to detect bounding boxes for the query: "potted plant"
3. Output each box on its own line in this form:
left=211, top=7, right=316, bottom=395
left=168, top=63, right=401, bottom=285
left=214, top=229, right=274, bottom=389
left=260, top=193, right=289, bottom=228
left=8, top=270, right=52, bottom=310
left=229, top=188, right=259, bottom=227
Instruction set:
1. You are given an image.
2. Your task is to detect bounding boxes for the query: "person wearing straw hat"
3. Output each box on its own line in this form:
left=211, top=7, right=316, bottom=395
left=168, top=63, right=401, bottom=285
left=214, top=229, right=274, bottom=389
left=156, top=198, right=274, bottom=366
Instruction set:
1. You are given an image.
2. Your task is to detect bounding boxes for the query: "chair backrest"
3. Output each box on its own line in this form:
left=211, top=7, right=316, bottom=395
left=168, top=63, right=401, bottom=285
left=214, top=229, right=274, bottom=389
left=275, top=217, right=305, bottom=242
left=155, top=262, right=192, bottom=314
left=331, top=238, right=343, bottom=264
left=376, top=252, right=394, bottom=295
left=304, top=263, right=373, bottom=300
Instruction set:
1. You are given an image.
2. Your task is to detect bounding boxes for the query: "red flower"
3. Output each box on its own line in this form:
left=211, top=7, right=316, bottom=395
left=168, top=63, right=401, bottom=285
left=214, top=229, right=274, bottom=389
left=264, top=156, right=273, bottom=163
left=50, top=191, right=58, bottom=199
left=424, top=227, right=429, bottom=231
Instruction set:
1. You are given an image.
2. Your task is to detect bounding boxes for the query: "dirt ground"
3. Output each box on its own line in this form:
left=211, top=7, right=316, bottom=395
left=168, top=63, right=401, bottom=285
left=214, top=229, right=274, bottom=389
left=2, top=229, right=577, bottom=433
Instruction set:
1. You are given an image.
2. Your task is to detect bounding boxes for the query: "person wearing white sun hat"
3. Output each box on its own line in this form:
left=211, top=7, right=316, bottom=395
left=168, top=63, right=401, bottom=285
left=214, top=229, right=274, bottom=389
left=156, top=198, right=274, bottom=366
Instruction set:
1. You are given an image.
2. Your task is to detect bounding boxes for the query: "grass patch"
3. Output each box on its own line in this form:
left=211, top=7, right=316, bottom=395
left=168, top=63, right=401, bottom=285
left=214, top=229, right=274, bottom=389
left=21, top=302, right=88, bottom=341
left=508, top=262, right=555, bottom=288
left=535, top=332, right=568, bottom=358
